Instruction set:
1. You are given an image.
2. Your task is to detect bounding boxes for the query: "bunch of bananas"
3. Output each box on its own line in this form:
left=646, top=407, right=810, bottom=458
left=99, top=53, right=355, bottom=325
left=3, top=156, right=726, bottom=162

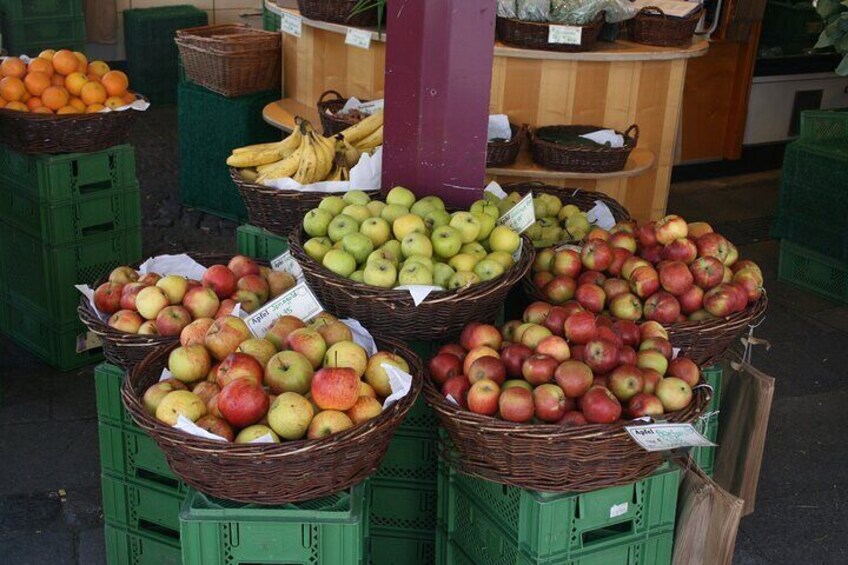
left=227, top=111, right=384, bottom=186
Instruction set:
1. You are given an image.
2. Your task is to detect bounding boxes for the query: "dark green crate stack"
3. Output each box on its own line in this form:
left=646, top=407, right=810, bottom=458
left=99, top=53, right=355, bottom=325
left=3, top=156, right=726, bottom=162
left=773, top=109, right=848, bottom=303
left=178, top=81, right=280, bottom=221
left=237, top=224, right=289, bottom=260
left=437, top=461, right=680, bottom=565
left=690, top=365, right=722, bottom=477
left=124, top=5, right=207, bottom=105
left=95, top=363, right=186, bottom=565
left=0, top=146, right=142, bottom=371
left=760, top=1, right=824, bottom=56
left=263, top=1, right=282, bottom=31
left=0, top=0, right=85, bottom=55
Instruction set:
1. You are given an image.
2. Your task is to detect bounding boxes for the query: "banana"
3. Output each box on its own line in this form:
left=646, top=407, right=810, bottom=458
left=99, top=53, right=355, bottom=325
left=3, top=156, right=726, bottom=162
left=337, top=135, right=361, bottom=168
left=326, top=165, right=343, bottom=182
left=293, top=132, right=320, bottom=185
left=339, top=110, right=384, bottom=145
left=256, top=145, right=303, bottom=183
left=227, top=125, right=304, bottom=167
left=311, top=132, right=336, bottom=181
left=240, top=168, right=259, bottom=182
left=232, top=141, right=282, bottom=155
left=354, top=125, right=383, bottom=151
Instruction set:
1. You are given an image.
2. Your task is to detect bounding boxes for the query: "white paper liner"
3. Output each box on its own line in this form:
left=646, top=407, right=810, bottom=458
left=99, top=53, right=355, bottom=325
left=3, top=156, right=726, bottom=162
left=587, top=201, right=617, bottom=230
left=395, top=285, right=444, bottom=306
left=488, top=114, right=512, bottom=141
left=262, top=147, right=382, bottom=193
left=381, top=362, right=414, bottom=409
left=579, top=129, right=624, bottom=148
left=174, top=415, right=228, bottom=442
left=248, top=432, right=277, bottom=444
left=484, top=181, right=508, bottom=199
left=340, top=318, right=377, bottom=355
left=138, top=253, right=207, bottom=280
left=339, top=97, right=384, bottom=115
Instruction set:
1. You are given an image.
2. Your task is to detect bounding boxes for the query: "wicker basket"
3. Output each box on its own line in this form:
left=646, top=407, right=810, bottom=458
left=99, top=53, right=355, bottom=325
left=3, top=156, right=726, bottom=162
left=0, top=95, right=147, bottom=154
left=316, top=90, right=369, bottom=136
left=289, top=225, right=535, bottom=341
left=627, top=6, right=703, bottom=47
left=487, top=123, right=526, bottom=168
left=530, top=124, right=639, bottom=173
left=176, top=24, right=281, bottom=97
left=231, top=168, right=380, bottom=238
left=496, top=13, right=605, bottom=53
left=77, top=253, right=258, bottom=370
left=122, top=336, right=422, bottom=504
left=503, top=182, right=631, bottom=223
left=297, top=0, right=380, bottom=27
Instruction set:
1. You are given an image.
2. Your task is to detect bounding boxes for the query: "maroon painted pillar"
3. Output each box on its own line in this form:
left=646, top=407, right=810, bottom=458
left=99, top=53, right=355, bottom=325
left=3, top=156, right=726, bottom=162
left=381, top=0, right=496, bottom=208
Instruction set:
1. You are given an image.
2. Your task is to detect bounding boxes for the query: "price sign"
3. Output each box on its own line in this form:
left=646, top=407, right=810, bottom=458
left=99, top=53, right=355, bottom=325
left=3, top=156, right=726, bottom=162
left=345, top=27, right=372, bottom=50
left=245, top=282, right=323, bottom=338
left=496, top=192, right=535, bottom=234
left=271, top=250, right=304, bottom=281
left=548, top=25, right=582, bottom=45
left=625, top=423, right=715, bottom=452
left=281, top=13, right=302, bottom=37
left=76, top=331, right=102, bottom=353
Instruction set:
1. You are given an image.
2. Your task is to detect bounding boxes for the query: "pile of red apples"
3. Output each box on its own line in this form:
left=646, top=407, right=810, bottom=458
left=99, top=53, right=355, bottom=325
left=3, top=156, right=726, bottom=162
left=429, top=305, right=700, bottom=425
left=530, top=215, right=764, bottom=324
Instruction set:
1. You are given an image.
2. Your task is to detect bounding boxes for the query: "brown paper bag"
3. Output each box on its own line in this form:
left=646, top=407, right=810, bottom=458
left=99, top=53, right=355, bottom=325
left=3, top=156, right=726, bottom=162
left=712, top=352, right=775, bottom=516
left=85, top=0, right=118, bottom=44
left=673, top=460, right=745, bottom=565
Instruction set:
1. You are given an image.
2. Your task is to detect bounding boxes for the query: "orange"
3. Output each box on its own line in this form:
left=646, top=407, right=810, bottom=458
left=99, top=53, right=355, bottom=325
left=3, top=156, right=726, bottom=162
left=68, top=97, right=86, bottom=112
left=38, top=49, right=56, bottom=61
left=57, top=105, right=79, bottom=115
left=32, top=106, right=54, bottom=114
left=80, top=81, right=107, bottom=106
left=122, top=91, right=136, bottom=105
left=86, top=73, right=101, bottom=83
left=101, top=70, right=129, bottom=97
left=51, top=73, right=66, bottom=86
left=24, top=71, right=51, bottom=97
left=41, top=86, right=69, bottom=111
left=0, top=98, right=5, bottom=108
left=64, top=72, right=88, bottom=96
left=26, top=97, right=43, bottom=110
left=73, top=52, right=88, bottom=72
left=1, top=57, right=26, bottom=79
left=88, top=61, right=110, bottom=78
left=20, top=90, right=30, bottom=102
left=85, top=103, right=106, bottom=113
left=28, top=57, right=54, bottom=77
left=52, top=50, right=79, bottom=76
left=4, top=101, right=28, bottom=112
left=104, top=96, right=125, bottom=110
left=0, top=76, right=26, bottom=101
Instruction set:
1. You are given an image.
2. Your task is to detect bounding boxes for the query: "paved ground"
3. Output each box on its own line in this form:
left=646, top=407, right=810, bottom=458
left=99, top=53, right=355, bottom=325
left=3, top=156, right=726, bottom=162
left=1, top=107, right=846, bottom=564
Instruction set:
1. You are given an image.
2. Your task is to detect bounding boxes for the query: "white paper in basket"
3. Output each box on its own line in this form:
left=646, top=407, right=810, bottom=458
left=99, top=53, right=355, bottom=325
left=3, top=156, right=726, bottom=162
left=395, top=285, right=444, bottom=307
left=340, top=97, right=385, bottom=115
left=174, top=415, right=228, bottom=442
left=587, top=201, right=617, bottom=230
left=340, top=318, right=377, bottom=355
left=138, top=253, right=207, bottom=280
left=381, top=363, right=413, bottom=409
left=488, top=114, right=513, bottom=142
left=263, top=148, right=383, bottom=193
left=484, top=181, right=509, bottom=200
left=74, top=284, right=110, bottom=322
left=579, top=129, right=624, bottom=148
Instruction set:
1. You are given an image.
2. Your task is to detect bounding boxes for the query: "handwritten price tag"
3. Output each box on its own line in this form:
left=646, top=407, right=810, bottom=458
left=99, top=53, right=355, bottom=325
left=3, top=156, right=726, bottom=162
left=548, top=25, right=582, bottom=45
left=271, top=250, right=304, bottom=281
left=345, top=27, right=372, bottom=50
left=281, top=13, right=302, bottom=37
left=625, top=423, right=715, bottom=452
left=496, top=192, right=536, bottom=234
left=246, top=282, right=323, bottom=338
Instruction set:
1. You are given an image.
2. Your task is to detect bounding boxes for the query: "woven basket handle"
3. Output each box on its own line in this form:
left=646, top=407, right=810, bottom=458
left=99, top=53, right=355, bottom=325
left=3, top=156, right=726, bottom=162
left=624, top=124, right=639, bottom=144
left=318, top=90, right=346, bottom=104
left=639, top=6, right=667, bottom=18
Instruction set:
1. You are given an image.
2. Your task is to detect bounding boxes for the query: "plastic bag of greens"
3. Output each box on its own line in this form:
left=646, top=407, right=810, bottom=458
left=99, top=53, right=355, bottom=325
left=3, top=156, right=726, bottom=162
left=549, top=0, right=637, bottom=24
left=517, top=0, right=550, bottom=22
left=497, top=0, right=518, bottom=18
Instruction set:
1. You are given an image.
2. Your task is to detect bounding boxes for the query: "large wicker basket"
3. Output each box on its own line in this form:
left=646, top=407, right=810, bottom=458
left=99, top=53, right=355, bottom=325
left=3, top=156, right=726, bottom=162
left=627, top=6, right=703, bottom=47
left=496, top=13, right=605, bottom=53
left=289, top=226, right=535, bottom=341
left=424, top=373, right=711, bottom=492
left=231, top=167, right=380, bottom=238
left=176, top=24, right=281, bottom=97
left=122, top=336, right=422, bottom=504
left=296, top=0, right=380, bottom=27
left=316, top=90, right=369, bottom=136
left=487, top=123, right=526, bottom=168
left=0, top=94, right=147, bottom=154
left=530, top=124, right=639, bottom=173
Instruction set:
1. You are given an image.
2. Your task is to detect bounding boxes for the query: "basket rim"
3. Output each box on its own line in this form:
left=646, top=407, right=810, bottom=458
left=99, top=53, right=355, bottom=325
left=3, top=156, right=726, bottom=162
left=530, top=124, right=639, bottom=152
left=496, top=11, right=605, bottom=30
left=635, top=5, right=704, bottom=22
left=488, top=122, right=526, bottom=148
left=230, top=167, right=381, bottom=198
left=0, top=94, right=149, bottom=121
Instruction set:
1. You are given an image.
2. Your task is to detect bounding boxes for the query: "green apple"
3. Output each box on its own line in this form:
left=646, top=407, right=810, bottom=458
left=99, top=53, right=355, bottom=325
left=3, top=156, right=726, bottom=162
left=489, top=225, right=521, bottom=254
left=460, top=242, right=487, bottom=262
left=350, top=270, right=365, bottom=282
left=474, top=258, right=506, bottom=281
left=380, top=240, right=402, bottom=261
left=304, top=237, right=333, bottom=262
left=363, top=258, right=397, bottom=288
left=342, top=204, right=371, bottom=224
left=425, top=209, right=451, bottom=231
left=433, top=262, right=456, bottom=288
left=473, top=212, right=496, bottom=241
left=381, top=204, right=409, bottom=224
left=410, top=199, right=438, bottom=218
left=483, top=191, right=500, bottom=203
left=537, top=217, right=558, bottom=228
left=323, top=249, right=357, bottom=277
left=431, top=225, right=462, bottom=259
left=486, top=251, right=515, bottom=270
left=419, top=195, right=445, bottom=211
left=318, top=196, right=346, bottom=216
left=448, top=253, right=478, bottom=272
left=332, top=240, right=344, bottom=249
left=541, top=226, right=562, bottom=242
left=327, top=214, right=360, bottom=243
left=470, top=199, right=500, bottom=219
left=366, top=200, right=386, bottom=217
left=398, top=263, right=433, bottom=286
left=506, top=192, right=522, bottom=205
left=565, top=214, right=590, bottom=240
left=558, top=204, right=581, bottom=221
left=404, top=255, right=434, bottom=272
left=303, top=208, right=334, bottom=237
left=342, top=232, right=374, bottom=265
left=524, top=222, right=543, bottom=241
left=401, top=232, right=433, bottom=258
left=393, top=214, right=427, bottom=240
left=343, top=190, right=371, bottom=205
left=360, top=217, right=391, bottom=247
left=449, top=212, right=481, bottom=243
left=533, top=197, right=547, bottom=220
left=386, top=186, right=416, bottom=209
left=448, top=271, right=480, bottom=290
left=537, top=193, right=562, bottom=217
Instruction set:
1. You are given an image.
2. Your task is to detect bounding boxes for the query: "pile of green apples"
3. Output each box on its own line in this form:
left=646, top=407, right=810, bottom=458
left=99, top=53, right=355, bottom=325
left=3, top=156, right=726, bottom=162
left=301, top=187, right=522, bottom=290
left=492, top=190, right=592, bottom=248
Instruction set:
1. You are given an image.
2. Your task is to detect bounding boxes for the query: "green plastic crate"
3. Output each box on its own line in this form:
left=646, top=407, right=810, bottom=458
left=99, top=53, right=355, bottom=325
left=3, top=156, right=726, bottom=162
left=442, top=462, right=680, bottom=563
left=760, top=1, right=823, bottom=55
left=0, top=13, right=85, bottom=54
left=370, top=478, right=437, bottom=534
left=263, top=2, right=281, bottom=31
left=95, top=363, right=133, bottom=426
left=376, top=429, right=438, bottom=483
left=776, top=141, right=848, bottom=230
left=370, top=529, right=436, bottom=565
left=236, top=224, right=289, bottom=260
left=101, top=473, right=184, bottom=539
left=98, top=423, right=185, bottom=493
left=0, top=182, right=140, bottom=246
left=800, top=108, right=848, bottom=145
left=778, top=240, right=848, bottom=304
left=399, top=395, right=439, bottom=435
left=105, top=523, right=182, bottom=565
left=0, top=224, right=142, bottom=324
left=0, top=144, right=137, bottom=203
left=178, top=81, right=279, bottom=221
left=180, top=484, right=370, bottom=565
left=702, top=364, right=722, bottom=414
left=0, top=0, right=82, bottom=20
left=691, top=412, right=719, bottom=477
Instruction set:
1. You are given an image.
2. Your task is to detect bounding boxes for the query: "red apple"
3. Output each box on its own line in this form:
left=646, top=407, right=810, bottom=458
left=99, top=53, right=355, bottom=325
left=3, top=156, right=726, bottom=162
left=442, top=375, right=471, bottom=407
left=544, top=276, right=577, bottom=304
left=612, top=320, right=640, bottom=347
left=642, top=368, right=662, bottom=393
left=577, top=270, right=606, bottom=287
left=668, top=357, right=700, bottom=387
left=468, top=356, right=507, bottom=385
left=202, top=265, right=238, bottom=299
left=639, top=320, right=669, bottom=341
left=522, top=354, right=559, bottom=385
left=558, top=410, right=588, bottom=426
left=581, top=386, right=622, bottom=424
left=194, top=414, right=235, bottom=441
left=687, top=221, right=714, bottom=239
left=581, top=239, right=614, bottom=271
left=609, top=232, right=637, bottom=254
left=120, top=282, right=148, bottom=311
left=562, top=301, right=585, bottom=318
left=534, top=271, right=555, bottom=290
left=311, top=367, right=360, bottom=411
left=696, top=233, right=731, bottom=263
left=661, top=238, right=698, bottom=264
left=639, top=337, right=673, bottom=359
left=237, top=274, right=270, bottom=304
left=617, top=345, right=638, bottom=366
left=640, top=244, right=664, bottom=264
left=607, top=248, right=632, bottom=278
left=628, top=393, right=664, bottom=418
left=460, top=323, right=503, bottom=351
left=732, top=260, right=762, bottom=279
left=533, top=248, right=555, bottom=272
left=217, top=352, right=264, bottom=388
left=228, top=255, right=260, bottom=279
left=732, top=270, right=763, bottom=303
left=583, top=339, right=619, bottom=374
left=523, top=302, right=552, bottom=325
left=551, top=249, right=582, bottom=278
left=655, top=214, right=688, bottom=245
left=554, top=360, right=594, bottom=398
left=533, top=384, right=568, bottom=422
left=587, top=227, right=610, bottom=241
left=564, top=311, right=598, bottom=344
left=215, top=299, right=237, bottom=319
left=463, top=346, right=500, bottom=376
left=690, top=256, right=724, bottom=290
left=501, top=320, right=522, bottom=343
left=655, top=377, right=693, bottom=411
left=727, top=282, right=749, bottom=312
left=542, top=306, right=569, bottom=337
left=637, top=350, right=669, bottom=376
left=603, top=278, right=630, bottom=300
left=636, top=222, right=658, bottom=247
left=108, top=310, right=143, bottom=333
left=570, top=344, right=585, bottom=362
left=609, top=293, right=643, bottom=322
left=643, top=292, right=681, bottom=325
left=703, top=284, right=736, bottom=317
left=658, top=261, right=694, bottom=296
left=622, top=256, right=650, bottom=281
left=501, top=343, right=534, bottom=378
left=597, top=326, right=623, bottom=349
left=498, top=387, right=534, bottom=423
left=575, top=284, right=606, bottom=314
left=438, top=343, right=467, bottom=361
left=678, top=285, right=704, bottom=315
left=467, top=378, right=501, bottom=415
left=536, top=335, right=571, bottom=362
left=94, top=282, right=124, bottom=314
left=592, top=374, right=609, bottom=388
left=428, top=353, right=463, bottom=385
left=153, top=305, right=192, bottom=337
left=180, top=318, right=215, bottom=347
left=608, top=364, right=645, bottom=402
left=519, top=325, right=553, bottom=349
left=218, top=379, right=268, bottom=428
left=629, top=266, right=660, bottom=299
left=182, top=286, right=220, bottom=319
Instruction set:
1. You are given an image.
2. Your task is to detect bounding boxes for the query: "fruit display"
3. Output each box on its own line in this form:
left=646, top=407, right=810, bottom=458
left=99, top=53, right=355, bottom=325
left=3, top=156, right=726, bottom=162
left=142, top=312, right=411, bottom=443
left=94, top=255, right=297, bottom=336
left=429, top=305, right=702, bottom=425
left=299, top=186, right=523, bottom=290
left=489, top=189, right=594, bottom=247
left=0, top=50, right=136, bottom=114
left=227, top=112, right=383, bottom=185
left=528, top=214, right=764, bottom=323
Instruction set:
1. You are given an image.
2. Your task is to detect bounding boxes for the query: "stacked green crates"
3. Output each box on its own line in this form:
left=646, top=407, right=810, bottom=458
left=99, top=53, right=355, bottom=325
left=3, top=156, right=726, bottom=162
left=95, top=363, right=186, bottom=565
left=690, top=365, right=722, bottom=476
left=236, top=224, right=289, bottom=260
left=124, top=5, right=207, bottom=104
left=263, top=1, right=282, bottom=31
left=0, top=145, right=142, bottom=370
left=178, top=81, right=280, bottom=221
left=0, top=0, right=85, bottom=55
left=437, top=460, right=680, bottom=565
left=779, top=240, right=848, bottom=304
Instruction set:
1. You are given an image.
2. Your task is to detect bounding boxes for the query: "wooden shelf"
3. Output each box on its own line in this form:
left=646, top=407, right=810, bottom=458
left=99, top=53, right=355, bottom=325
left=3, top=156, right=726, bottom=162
left=262, top=98, right=320, bottom=132
left=486, top=146, right=655, bottom=180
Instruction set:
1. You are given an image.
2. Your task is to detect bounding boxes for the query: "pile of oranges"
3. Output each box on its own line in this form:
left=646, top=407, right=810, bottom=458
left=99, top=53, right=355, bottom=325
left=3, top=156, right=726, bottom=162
left=0, top=49, right=135, bottom=115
